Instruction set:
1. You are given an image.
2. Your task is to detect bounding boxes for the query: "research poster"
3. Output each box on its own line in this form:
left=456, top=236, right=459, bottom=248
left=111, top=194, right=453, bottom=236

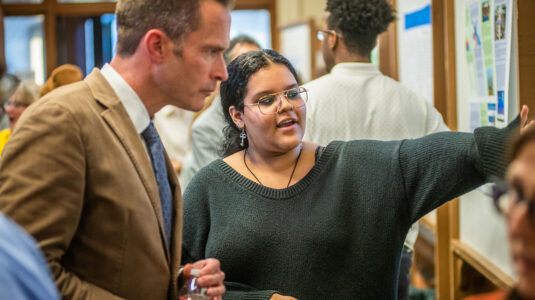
left=399, top=3, right=433, bottom=104
left=466, top=0, right=512, bottom=131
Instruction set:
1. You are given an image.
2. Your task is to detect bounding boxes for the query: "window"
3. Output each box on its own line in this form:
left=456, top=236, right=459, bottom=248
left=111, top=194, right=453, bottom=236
left=56, top=14, right=116, bottom=75
left=1, top=0, right=275, bottom=78
left=230, top=10, right=271, bottom=48
left=4, top=15, right=45, bottom=84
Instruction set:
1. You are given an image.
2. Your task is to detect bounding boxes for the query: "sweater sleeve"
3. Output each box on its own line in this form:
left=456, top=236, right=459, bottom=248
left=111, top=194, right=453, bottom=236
left=398, top=117, right=519, bottom=223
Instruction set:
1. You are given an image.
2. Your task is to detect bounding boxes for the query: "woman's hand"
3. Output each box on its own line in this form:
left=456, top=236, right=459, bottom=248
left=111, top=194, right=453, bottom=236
left=269, top=294, right=297, bottom=300
left=185, top=258, right=226, bottom=300
left=520, top=105, right=535, bottom=134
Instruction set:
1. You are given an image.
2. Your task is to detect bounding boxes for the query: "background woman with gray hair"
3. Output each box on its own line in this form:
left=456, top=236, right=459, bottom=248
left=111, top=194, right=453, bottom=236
left=0, top=80, right=40, bottom=156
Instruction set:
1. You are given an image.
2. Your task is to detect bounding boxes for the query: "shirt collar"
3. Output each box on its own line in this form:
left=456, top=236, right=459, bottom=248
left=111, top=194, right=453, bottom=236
left=100, top=63, right=151, bottom=134
left=330, top=62, right=381, bottom=76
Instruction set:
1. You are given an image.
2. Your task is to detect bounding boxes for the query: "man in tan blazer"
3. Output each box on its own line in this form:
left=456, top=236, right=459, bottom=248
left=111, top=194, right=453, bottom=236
left=0, top=0, right=229, bottom=299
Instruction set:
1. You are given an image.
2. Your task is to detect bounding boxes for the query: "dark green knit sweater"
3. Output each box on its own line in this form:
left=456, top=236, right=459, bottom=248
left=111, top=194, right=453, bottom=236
left=182, top=121, right=516, bottom=300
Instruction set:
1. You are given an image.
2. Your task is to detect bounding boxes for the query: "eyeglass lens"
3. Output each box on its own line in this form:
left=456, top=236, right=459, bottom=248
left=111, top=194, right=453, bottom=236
left=493, top=183, right=535, bottom=225
left=258, top=88, right=307, bottom=115
left=4, top=101, right=21, bottom=108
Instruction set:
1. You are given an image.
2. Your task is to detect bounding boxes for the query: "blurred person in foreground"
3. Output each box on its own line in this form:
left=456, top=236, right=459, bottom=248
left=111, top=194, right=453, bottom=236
left=0, top=0, right=230, bottom=299
left=501, top=128, right=535, bottom=299
left=0, top=80, right=40, bottom=156
left=179, top=34, right=260, bottom=188
left=0, top=212, right=60, bottom=300
left=466, top=127, right=535, bottom=300
left=182, top=49, right=532, bottom=299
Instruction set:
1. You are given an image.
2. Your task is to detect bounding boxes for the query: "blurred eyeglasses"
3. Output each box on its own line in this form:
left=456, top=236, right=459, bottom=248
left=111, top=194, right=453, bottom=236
left=491, top=181, right=535, bottom=225
left=317, top=30, right=342, bottom=41
left=4, top=100, right=27, bottom=109
left=244, top=86, right=308, bottom=115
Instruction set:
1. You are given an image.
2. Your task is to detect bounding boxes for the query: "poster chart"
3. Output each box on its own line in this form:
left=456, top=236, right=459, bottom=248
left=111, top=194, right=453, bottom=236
left=465, top=0, right=512, bottom=131
left=399, top=3, right=433, bottom=104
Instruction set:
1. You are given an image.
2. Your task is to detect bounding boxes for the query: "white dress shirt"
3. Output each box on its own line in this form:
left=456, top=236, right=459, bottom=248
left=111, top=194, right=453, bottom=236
left=100, top=64, right=151, bottom=156
left=100, top=64, right=151, bottom=134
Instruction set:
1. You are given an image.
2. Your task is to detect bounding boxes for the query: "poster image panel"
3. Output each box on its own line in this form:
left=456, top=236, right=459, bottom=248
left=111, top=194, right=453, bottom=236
left=494, top=4, right=506, bottom=40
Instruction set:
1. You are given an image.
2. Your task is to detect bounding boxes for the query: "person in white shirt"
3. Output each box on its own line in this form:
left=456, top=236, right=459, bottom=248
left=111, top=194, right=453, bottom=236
left=154, top=106, right=195, bottom=174
left=303, top=1, right=449, bottom=299
left=180, top=35, right=260, bottom=189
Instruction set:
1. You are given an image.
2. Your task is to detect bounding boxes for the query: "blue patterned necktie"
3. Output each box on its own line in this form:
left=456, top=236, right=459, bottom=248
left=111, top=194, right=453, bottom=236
left=141, top=122, right=172, bottom=247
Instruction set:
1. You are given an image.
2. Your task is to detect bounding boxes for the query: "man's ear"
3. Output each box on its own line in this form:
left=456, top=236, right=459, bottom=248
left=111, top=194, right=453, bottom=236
left=229, top=105, right=244, bottom=129
left=143, top=29, right=170, bottom=63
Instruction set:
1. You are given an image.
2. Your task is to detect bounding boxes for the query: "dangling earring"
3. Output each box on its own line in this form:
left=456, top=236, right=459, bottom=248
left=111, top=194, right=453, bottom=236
left=240, top=129, right=247, bottom=147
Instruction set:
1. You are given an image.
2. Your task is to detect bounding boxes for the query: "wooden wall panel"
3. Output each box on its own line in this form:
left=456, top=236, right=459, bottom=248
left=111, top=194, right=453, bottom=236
left=516, top=0, right=535, bottom=111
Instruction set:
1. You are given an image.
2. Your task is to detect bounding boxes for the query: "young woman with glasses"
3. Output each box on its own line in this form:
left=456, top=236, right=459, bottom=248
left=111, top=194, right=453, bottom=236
left=181, top=49, right=533, bottom=300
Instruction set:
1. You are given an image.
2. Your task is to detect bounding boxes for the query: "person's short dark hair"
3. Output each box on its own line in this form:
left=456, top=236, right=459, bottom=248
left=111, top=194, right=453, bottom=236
left=326, top=0, right=395, bottom=56
left=115, top=0, right=233, bottom=57
left=220, top=49, right=298, bottom=156
left=223, top=35, right=261, bottom=65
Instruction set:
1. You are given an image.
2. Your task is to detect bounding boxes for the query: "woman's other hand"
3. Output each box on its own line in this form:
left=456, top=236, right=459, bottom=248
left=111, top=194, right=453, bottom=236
left=520, top=105, right=535, bottom=134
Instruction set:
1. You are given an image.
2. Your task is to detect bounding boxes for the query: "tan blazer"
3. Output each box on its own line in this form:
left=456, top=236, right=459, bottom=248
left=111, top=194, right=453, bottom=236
left=0, top=69, right=183, bottom=300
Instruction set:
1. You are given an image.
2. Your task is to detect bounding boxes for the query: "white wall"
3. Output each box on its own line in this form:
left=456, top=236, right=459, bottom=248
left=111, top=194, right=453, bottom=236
left=276, top=0, right=326, bottom=28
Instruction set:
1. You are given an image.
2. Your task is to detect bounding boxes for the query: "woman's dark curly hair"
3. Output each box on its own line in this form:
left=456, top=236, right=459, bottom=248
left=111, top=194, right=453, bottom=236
left=219, top=49, right=299, bottom=157
left=326, top=0, right=396, bottom=56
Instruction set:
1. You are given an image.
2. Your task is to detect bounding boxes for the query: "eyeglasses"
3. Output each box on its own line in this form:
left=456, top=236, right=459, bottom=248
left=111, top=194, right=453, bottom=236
left=244, top=87, right=308, bottom=115
left=491, top=181, right=535, bottom=225
left=4, top=100, right=27, bottom=109
left=317, top=30, right=342, bottom=41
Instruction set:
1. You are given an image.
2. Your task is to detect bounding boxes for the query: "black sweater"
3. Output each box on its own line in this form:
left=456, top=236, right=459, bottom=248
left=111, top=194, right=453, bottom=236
left=182, top=121, right=516, bottom=300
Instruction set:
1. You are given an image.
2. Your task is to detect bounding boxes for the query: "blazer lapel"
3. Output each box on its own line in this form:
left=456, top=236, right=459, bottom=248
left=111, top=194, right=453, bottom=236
left=84, top=69, right=171, bottom=261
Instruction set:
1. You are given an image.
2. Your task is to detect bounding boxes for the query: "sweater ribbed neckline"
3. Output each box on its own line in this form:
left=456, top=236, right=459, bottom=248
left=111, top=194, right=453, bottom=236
left=213, top=142, right=340, bottom=199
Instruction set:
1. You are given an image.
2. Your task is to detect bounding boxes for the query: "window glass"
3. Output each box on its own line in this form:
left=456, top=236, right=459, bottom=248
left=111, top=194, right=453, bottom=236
left=57, top=0, right=116, bottom=2
left=2, top=0, right=42, bottom=3
left=4, top=15, right=45, bottom=84
left=56, top=14, right=116, bottom=76
left=230, top=10, right=271, bottom=49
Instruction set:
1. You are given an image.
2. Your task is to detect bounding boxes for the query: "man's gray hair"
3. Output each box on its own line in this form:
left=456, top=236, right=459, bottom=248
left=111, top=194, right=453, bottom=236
left=115, top=0, right=233, bottom=57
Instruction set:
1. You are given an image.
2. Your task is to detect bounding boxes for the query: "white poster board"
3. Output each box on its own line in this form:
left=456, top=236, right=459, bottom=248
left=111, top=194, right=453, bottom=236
left=464, top=0, right=513, bottom=130
left=455, top=0, right=517, bottom=279
left=279, top=21, right=313, bottom=83
left=398, top=1, right=434, bottom=104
